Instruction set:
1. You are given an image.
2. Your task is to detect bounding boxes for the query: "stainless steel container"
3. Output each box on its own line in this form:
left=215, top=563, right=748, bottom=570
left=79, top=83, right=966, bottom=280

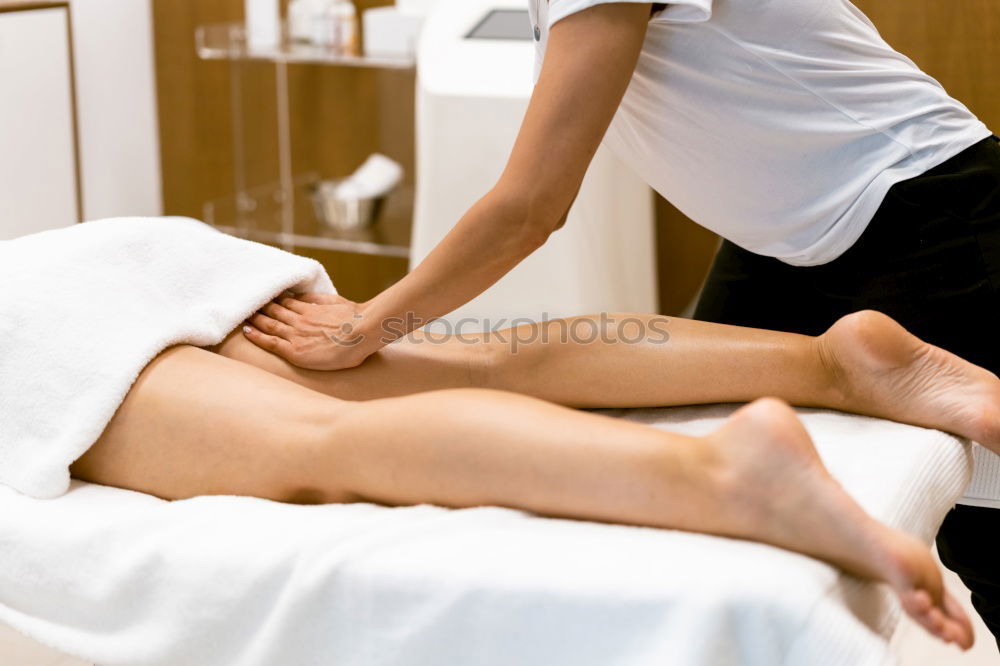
left=309, top=179, right=385, bottom=231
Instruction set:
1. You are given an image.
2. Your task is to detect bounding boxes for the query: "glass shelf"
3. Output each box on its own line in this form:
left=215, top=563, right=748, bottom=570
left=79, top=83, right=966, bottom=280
left=196, top=22, right=415, bottom=69
left=195, top=22, right=415, bottom=264
left=203, top=174, right=412, bottom=259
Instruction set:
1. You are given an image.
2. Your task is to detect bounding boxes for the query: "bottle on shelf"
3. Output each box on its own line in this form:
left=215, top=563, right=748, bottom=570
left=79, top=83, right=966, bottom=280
left=288, top=0, right=359, bottom=55
left=314, top=0, right=359, bottom=55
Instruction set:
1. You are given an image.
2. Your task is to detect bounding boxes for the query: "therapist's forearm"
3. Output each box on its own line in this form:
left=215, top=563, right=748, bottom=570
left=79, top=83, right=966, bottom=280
left=345, top=3, right=652, bottom=357
left=361, top=186, right=552, bottom=345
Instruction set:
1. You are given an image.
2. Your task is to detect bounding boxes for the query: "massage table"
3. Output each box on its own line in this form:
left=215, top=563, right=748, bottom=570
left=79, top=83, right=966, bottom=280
left=0, top=404, right=972, bottom=666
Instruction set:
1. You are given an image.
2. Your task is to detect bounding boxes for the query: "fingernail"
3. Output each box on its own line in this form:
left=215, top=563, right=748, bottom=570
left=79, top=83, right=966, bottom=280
left=243, top=326, right=252, bottom=335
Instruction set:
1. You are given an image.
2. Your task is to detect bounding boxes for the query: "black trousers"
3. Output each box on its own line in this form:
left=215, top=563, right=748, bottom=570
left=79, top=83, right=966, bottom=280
left=694, top=135, right=1000, bottom=645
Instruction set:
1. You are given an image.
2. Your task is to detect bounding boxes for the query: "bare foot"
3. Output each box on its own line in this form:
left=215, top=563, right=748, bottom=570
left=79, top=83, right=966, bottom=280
left=706, top=398, right=974, bottom=648
left=818, top=310, right=1000, bottom=451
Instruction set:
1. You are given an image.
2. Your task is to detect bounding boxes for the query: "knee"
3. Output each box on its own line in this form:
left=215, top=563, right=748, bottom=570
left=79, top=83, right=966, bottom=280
left=476, top=331, right=544, bottom=392
left=432, top=334, right=501, bottom=390
left=473, top=339, right=503, bottom=390
left=271, top=455, right=361, bottom=506
left=264, top=401, right=364, bottom=506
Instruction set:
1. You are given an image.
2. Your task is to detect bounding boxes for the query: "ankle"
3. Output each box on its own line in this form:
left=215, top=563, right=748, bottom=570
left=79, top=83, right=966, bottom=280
left=651, top=434, right=733, bottom=530
left=810, top=333, right=854, bottom=411
left=698, top=424, right=774, bottom=510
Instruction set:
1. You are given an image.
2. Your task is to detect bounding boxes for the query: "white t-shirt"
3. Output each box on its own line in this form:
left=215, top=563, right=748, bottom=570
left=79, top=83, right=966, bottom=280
left=530, top=0, right=992, bottom=266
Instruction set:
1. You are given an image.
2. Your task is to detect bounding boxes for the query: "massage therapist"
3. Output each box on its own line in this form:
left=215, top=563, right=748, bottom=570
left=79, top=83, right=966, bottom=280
left=243, top=0, right=1000, bottom=644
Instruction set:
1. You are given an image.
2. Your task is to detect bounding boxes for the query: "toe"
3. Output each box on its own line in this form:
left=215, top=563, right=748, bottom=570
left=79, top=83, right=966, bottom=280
left=926, top=606, right=946, bottom=635
left=902, top=589, right=954, bottom=643
left=943, top=591, right=975, bottom=649
left=906, top=588, right=933, bottom=614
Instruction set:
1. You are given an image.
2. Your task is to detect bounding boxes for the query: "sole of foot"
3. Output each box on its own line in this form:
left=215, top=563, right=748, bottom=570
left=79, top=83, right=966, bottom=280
left=708, top=398, right=974, bottom=649
left=819, top=309, right=1000, bottom=451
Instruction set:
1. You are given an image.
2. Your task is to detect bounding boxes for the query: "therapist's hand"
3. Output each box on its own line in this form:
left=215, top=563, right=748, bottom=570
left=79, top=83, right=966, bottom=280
left=243, top=293, right=382, bottom=370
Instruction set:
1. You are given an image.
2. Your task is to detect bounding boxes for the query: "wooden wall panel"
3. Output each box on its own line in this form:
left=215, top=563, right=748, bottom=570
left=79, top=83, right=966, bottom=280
left=153, top=1, right=999, bottom=311
left=854, top=0, right=1000, bottom=130
left=153, top=0, right=241, bottom=221
left=152, top=0, right=408, bottom=301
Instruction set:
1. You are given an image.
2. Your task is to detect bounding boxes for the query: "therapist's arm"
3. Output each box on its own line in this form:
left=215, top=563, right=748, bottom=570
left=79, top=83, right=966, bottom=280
left=247, top=2, right=652, bottom=370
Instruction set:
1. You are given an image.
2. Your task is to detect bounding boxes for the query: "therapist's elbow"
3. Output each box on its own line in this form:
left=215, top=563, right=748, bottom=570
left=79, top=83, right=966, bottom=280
left=551, top=208, right=570, bottom=232
left=519, top=217, right=558, bottom=253
left=491, top=187, right=570, bottom=253
left=524, top=205, right=573, bottom=252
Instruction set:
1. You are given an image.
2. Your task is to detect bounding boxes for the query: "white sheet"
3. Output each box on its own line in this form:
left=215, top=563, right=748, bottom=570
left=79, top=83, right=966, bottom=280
left=0, top=405, right=971, bottom=666
left=958, top=445, right=1000, bottom=509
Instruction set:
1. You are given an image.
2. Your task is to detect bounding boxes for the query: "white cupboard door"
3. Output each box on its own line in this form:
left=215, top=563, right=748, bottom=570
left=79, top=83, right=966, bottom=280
left=0, top=7, right=79, bottom=240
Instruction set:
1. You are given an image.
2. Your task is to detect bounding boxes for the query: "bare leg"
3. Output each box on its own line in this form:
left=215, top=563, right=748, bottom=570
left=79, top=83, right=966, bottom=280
left=229, top=312, right=836, bottom=406
left=232, top=310, right=1000, bottom=450
left=73, top=346, right=972, bottom=647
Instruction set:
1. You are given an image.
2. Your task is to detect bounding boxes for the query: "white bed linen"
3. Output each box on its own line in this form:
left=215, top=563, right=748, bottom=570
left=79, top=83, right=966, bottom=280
left=0, top=405, right=971, bottom=666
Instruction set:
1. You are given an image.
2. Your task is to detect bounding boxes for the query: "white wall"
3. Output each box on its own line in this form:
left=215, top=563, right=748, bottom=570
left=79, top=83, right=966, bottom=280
left=0, top=7, right=80, bottom=239
left=70, top=0, right=162, bottom=220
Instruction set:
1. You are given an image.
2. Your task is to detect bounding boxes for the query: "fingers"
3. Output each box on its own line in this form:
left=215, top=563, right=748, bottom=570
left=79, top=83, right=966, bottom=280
left=276, top=295, right=309, bottom=314
left=242, top=324, right=294, bottom=357
left=249, top=313, right=292, bottom=339
left=261, top=301, right=299, bottom=324
left=295, top=292, right=344, bottom=305
left=272, top=291, right=353, bottom=315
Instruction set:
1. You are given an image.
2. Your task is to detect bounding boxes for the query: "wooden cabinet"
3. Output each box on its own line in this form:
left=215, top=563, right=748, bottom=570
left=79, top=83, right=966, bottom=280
left=0, top=2, right=80, bottom=240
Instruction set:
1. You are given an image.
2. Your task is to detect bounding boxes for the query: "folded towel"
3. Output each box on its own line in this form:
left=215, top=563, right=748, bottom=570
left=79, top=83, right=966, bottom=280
left=0, top=217, right=335, bottom=499
left=335, top=153, right=403, bottom=200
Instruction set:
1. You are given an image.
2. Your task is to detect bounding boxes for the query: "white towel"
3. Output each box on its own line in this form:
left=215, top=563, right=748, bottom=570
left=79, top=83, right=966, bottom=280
left=958, top=445, right=1000, bottom=508
left=0, top=217, right=335, bottom=499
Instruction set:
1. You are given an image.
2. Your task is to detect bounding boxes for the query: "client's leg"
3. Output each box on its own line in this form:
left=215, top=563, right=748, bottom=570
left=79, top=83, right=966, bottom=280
left=72, top=346, right=971, bottom=646
left=231, top=309, right=1000, bottom=449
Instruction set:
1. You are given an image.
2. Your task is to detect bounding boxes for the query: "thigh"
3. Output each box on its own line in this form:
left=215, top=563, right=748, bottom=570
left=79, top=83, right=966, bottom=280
left=70, top=345, right=352, bottom=502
